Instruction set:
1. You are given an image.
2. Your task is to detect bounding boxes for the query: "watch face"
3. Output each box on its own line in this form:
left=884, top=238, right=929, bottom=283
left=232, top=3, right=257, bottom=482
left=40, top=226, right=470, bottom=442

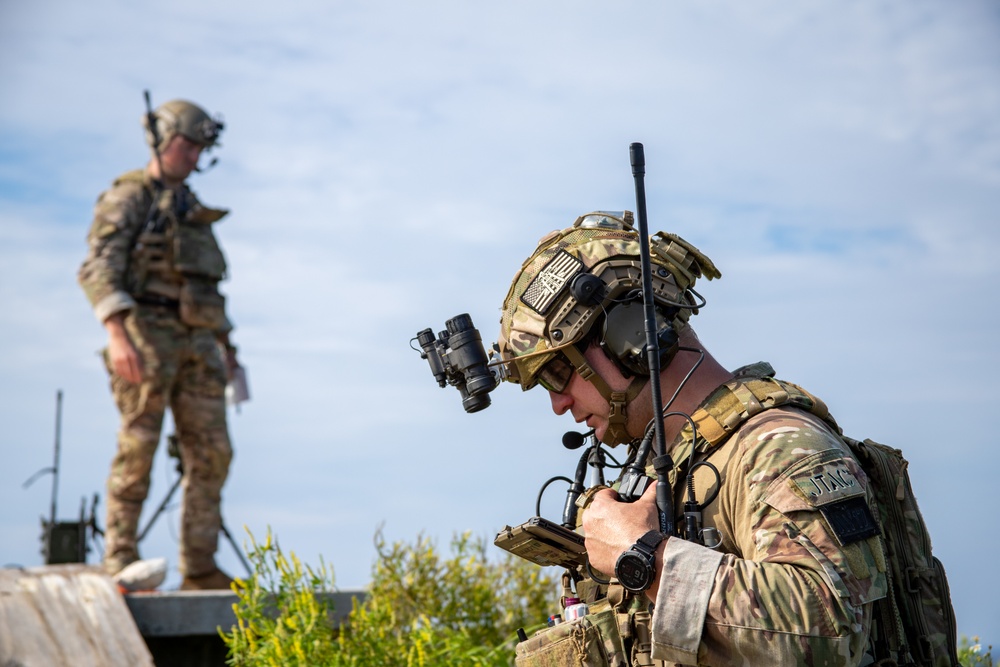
left=616, top=552, right=652, bottom=591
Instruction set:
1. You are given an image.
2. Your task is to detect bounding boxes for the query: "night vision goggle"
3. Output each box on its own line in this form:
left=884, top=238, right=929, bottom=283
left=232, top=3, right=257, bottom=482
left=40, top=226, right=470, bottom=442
left=413, top=314, right=507, bottom=413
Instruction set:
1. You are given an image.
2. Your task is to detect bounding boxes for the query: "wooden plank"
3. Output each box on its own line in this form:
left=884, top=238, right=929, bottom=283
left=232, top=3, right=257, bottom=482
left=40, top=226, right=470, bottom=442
left=0, top=564, right=153, bottom=667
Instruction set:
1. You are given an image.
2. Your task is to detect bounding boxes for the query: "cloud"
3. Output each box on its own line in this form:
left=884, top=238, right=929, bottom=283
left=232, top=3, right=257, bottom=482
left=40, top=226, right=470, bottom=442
left=1, top=0, right=998, bottom=646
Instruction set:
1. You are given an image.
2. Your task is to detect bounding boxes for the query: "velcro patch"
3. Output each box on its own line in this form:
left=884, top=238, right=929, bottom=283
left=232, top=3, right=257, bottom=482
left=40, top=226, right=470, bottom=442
left=820, top=496, right=881, bottom=546
left=792, top=460, right=864, bottom=506
left=521, top=250, right=583, bottom=315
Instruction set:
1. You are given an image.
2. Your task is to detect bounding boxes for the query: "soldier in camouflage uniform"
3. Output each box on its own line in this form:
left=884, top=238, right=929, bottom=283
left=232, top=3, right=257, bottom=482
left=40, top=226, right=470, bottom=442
left=78, top=99, right=239, bottom=590
left=497, top=212, right=887, bottom=666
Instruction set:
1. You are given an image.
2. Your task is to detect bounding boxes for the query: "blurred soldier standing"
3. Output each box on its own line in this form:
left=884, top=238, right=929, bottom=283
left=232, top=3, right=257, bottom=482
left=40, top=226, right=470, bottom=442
left=78, top=98, right=239, bottom=590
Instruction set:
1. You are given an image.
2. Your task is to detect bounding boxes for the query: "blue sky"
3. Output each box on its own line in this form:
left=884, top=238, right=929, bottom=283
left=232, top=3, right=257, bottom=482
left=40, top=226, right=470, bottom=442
left=2, top=0, right=998, bottom=648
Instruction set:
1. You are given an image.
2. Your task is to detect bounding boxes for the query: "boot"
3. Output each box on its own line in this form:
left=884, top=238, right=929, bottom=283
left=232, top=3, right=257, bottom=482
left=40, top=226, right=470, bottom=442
left=113, top=557, right=168, bottom=592
left=103, top=551, right=139, bottom=577
left=180, top=567, right=235, bottom=591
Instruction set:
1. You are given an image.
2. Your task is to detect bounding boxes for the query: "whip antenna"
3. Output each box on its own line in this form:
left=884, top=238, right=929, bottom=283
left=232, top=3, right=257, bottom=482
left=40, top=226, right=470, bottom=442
left=144, top=90, right=165, bottom=184
left=629, top=142, right=675, bottom=537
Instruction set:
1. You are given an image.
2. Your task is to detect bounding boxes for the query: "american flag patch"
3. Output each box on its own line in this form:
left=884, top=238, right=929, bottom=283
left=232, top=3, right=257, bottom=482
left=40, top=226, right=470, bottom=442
left=521, top=250, right=583, bottom=315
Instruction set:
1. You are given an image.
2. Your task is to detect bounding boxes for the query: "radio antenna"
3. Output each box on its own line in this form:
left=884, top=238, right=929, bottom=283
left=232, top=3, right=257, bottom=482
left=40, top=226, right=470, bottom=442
left=144, top=90, right=165, bottom=183
left=629, top=143, right=675, bottom=537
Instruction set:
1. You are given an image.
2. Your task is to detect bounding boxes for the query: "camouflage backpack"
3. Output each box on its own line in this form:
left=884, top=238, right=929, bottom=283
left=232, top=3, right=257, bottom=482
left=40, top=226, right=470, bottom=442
left=845, top=437, right=959, bottom=667
left=675, top=363, right=960, bottom=667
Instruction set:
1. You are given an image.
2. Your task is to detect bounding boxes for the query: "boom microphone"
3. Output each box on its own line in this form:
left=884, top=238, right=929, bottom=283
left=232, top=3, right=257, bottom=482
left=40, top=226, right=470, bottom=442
left=562, top=429, right=595, bottom=450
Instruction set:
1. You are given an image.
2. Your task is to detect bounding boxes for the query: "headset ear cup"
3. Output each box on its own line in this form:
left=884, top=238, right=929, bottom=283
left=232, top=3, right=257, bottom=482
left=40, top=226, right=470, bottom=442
left=601, top=302, right=678, bottom=376
left=144, top=107, right=178, bottom=152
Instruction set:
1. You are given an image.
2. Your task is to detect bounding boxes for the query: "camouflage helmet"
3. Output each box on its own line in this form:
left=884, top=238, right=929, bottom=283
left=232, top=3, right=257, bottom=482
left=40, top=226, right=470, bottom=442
left=496, top=211, right=720, bottom=442
left=143, top=99, right=224, bottom=152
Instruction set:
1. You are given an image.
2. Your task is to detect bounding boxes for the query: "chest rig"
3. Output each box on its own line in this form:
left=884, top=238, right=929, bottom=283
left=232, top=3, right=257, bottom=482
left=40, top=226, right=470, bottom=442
left=118, top=170, right=230, bottom=330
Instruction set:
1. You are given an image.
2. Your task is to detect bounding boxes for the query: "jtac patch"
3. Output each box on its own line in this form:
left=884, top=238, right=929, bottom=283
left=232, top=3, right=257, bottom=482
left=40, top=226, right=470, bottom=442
left=820, top=496, right=881, bottom=546
left=792, top=458, right=863, bottom=505
left=521, top=250, right=583, bottom=315
left=776, top=450, right=879, bottom=545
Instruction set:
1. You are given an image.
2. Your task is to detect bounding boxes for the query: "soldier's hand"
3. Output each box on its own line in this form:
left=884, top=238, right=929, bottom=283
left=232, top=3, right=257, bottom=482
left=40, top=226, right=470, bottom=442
left=107, top=324, right=144, bottom=384
left=581, top=483, right=659, bottom=580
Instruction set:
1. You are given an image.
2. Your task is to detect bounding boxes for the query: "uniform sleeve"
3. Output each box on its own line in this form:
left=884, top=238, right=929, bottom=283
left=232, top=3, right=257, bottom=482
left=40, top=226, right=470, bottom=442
left=651, top=410, right=888, bottom=666
left=77, top=180, right=147, bottom=322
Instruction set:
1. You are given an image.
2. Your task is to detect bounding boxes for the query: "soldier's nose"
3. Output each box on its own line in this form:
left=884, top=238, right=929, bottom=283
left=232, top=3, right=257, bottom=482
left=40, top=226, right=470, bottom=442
left=548, top=389, right=572, bottom=415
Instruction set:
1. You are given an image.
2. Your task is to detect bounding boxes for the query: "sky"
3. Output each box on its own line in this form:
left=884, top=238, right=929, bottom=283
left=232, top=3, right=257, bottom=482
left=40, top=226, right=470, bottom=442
left=1, top=0, right=998, bottom=650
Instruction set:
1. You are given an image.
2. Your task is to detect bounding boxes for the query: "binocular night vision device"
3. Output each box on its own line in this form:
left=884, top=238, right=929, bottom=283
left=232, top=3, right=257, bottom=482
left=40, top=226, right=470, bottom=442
left=414, top=313, right=505, bottom=413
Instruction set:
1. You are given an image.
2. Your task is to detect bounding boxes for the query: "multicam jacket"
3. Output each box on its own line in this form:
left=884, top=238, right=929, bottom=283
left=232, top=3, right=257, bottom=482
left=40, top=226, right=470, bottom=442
left=650, top=368, right=887, bottom=666
left=78, top=168, right=231, bottom=332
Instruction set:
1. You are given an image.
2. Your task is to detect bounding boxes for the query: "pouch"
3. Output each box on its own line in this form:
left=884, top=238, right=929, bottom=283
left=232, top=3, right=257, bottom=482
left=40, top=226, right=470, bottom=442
left=174, top=220, right=226, bottom=279
left=514, top=605, right=626, bottom=667
left=179, top=278, right=227, bottom=330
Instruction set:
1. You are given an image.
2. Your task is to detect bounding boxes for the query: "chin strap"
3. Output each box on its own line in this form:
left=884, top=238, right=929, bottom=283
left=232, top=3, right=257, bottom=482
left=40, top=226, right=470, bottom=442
left=562, top=345, right=647, bottom=446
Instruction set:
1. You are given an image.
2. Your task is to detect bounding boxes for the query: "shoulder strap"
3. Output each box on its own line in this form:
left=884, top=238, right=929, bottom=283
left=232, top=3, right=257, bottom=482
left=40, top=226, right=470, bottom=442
left=112, top=169, right=149, bottom=188
left=113, top=171, right=229, bottom=226
left=666, top=363, right=841, bottom=479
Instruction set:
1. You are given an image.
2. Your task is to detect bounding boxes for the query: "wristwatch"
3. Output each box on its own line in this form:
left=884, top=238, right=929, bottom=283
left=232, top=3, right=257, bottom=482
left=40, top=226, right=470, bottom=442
left=614, top=529, right=667, bottom=593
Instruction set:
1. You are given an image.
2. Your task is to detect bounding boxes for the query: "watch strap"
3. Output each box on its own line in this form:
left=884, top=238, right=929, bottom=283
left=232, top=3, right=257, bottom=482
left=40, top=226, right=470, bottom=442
left=633, top=529, right=667, bottom=556
left=614, top=529, right=667, bottom=593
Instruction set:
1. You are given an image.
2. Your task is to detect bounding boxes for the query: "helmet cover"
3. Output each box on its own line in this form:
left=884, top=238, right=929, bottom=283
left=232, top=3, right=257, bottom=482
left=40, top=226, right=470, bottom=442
left=143, top=99, right=223, bottom=152
left=497, top=211, right=720, bottom=391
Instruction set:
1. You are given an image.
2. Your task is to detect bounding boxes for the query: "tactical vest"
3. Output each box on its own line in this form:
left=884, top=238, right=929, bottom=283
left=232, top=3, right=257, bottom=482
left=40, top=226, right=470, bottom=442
left=514, top=363, right=959, bottom=667
left=116, top=170, right=230, bottom=331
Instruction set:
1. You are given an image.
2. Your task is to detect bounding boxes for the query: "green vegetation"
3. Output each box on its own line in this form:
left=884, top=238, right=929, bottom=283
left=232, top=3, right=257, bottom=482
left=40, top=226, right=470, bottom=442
left=222, top=527, right=995, bottom=667
left=960, top=636, right=996, bottom=667
left=222, top=528, right=557, bottom=666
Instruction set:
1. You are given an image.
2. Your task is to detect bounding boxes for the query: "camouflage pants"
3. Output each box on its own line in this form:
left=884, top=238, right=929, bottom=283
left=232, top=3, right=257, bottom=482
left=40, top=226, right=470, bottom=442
left=103, top=305, right=232, bottom=577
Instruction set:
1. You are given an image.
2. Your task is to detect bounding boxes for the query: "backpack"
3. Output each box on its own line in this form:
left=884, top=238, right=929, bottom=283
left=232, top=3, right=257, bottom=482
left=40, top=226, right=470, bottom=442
left=676, top=363, right=960, bottom=667
left=846, top=437, right=960, bottom=667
